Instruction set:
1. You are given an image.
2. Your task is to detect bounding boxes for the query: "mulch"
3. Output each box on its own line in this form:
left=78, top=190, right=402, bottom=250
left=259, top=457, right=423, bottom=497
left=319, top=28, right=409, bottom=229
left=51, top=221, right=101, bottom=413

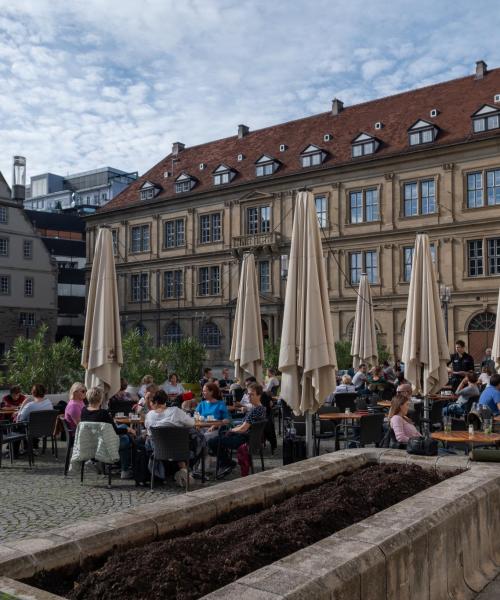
left=29, top=463, right=452, bottom=600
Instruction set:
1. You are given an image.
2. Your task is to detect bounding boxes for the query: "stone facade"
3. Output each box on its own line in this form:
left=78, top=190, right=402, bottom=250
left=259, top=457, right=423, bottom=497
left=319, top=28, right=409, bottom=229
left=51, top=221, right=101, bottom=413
left=86, top=64, right=500, bottom=365
left=0, top=172, right=58, bottom=360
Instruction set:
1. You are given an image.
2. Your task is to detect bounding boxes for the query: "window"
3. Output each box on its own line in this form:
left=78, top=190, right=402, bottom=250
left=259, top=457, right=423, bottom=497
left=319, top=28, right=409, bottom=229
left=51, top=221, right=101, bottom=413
left=200, top=322, right=221, bottom=347
left=259, top=261, right=270, bottom=292
left=472, top=105, right=500, bottom=133
left=213, top=165, right=235, bottom=186
left=163, top=270, right=183, bottom=299
left=140, top=188, right=155, bottom=201
left=175, top=173, right=195, bottom=193
left=198, top=266, right=220, bottom=296
left=349, top=251, right=378, bottom=284
left=130, top=225, right=150, bottom=253
left=0, top=207, right=7, bottom=223
left=351, top=133, right=379, bottom=157
left=467, top=238, right=500, bottom=277
left=24, top=277, right=33, bottom=297
left=199, top=213, right=222, bottom=243
left=23, top=240, right=33, bottom=259
left=403, top=243, right=436, bottom=282
left=0, top=275, right=10, bottom=295
left=467, top=169, right=500, bottom=208
left=349, top=189, right=379, bottom=223
left=164, top=219, right=185, bottom=248
left=164, top=322, right=183, bottom=344
left=131, top=273, right=149, bottom=302
left=111, top=229, right=118, bottom=255
left=403, top=180, right=436, bottom=216
left=315, top=195, right=327, bottom=228
left=247, top=206, right=271, bottom=234
left=408, top=120, right=437, bottom=146
left=19, top=312, right=36, bottom=327
left=255, top=155, right=278, bottom=177
left=0, top=238, right=8, bottom=256
left=300, top=145, right=326, bottom=168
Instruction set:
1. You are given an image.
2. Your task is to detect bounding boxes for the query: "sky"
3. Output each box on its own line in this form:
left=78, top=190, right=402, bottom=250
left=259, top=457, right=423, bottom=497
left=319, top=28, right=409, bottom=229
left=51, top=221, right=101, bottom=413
left=0, top=0, right=500, bottom=186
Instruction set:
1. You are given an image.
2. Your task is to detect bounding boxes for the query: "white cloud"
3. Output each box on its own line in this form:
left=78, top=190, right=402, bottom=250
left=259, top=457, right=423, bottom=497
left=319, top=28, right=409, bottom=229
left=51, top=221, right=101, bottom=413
left=0, top=0, right=499, bottom=184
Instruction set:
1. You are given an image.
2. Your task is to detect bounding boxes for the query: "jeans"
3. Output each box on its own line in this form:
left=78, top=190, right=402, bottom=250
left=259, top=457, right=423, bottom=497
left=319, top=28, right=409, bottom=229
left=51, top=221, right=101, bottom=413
left=119, top=434, right=131, bottom=470
left=442, top=403, right=465, bottom=418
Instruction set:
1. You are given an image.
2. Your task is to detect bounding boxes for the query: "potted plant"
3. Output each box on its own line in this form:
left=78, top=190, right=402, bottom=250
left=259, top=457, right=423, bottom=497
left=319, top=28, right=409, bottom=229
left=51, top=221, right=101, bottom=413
left=166, top=337, right=207, bottom=396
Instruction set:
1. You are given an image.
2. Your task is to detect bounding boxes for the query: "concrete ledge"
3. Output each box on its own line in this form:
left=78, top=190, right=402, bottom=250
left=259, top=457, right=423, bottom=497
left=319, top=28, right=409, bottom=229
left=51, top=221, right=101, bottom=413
left=0, top=577, right=65, bottom=599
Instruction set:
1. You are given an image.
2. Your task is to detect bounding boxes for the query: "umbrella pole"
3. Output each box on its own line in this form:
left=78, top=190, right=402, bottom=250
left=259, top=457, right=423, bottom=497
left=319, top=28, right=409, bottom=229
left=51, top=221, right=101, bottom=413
left=305, top=412, right=314, bottom=457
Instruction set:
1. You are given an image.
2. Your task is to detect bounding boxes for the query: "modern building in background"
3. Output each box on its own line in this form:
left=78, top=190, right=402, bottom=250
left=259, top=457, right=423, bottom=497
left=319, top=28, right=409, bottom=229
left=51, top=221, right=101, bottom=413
left=24, top=167, right=138, bottom=214
left=25, top=210, right=86, bottom=343
left=86, top=61, right=500, bottom=365
left=0, top=158, right=58, bottom=362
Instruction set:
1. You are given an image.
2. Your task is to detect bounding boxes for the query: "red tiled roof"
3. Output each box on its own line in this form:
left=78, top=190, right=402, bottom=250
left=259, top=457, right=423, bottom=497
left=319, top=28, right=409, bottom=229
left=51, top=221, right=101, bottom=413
left=101, top=68, right=500, bottom=214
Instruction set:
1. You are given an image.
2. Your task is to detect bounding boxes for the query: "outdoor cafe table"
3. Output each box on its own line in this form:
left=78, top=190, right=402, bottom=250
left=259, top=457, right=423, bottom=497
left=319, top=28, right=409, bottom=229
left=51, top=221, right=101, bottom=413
left=427, top=394, right=458, bottom=402
left=319, top=411, right=367, bottom=421
left=114, top=416, right=145, bottom=430
left=431, top=431, right=500, bottom=447
left=194, top=420, right=224, bottom=429
left=377, top=401, right=391, bottom=409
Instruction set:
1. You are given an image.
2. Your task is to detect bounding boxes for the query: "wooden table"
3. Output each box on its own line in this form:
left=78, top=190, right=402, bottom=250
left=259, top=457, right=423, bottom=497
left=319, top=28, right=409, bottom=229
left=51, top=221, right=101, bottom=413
left=428, top=394, right=457, bottom=402
left=431, top=431, right=500, bottom=445
left=115, top=416, right=145, bottom=427
left=0, top=408, right=18, bottom=415
left=377, top=401, right=391, bottom=408
left=194, top=420, right=224, bottom=429
left=495, top=416, right=500, bottom=423
left=319, top=411, right=367, bottom=421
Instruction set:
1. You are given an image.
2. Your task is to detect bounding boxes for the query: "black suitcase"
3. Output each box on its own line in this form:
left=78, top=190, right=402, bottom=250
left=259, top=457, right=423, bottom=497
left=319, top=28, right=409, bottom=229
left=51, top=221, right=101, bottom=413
left=282, top=436, right=307, bottom=465
left=133, top=445, right=151, bottom=486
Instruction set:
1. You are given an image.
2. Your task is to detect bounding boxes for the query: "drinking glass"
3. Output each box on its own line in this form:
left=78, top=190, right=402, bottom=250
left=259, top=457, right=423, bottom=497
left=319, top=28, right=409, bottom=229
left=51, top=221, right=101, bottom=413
left=345, top=407, right=351, bottom=415
left=483, top=418, right=493, bottom=435
left=443, top=416, right=452, bottom=433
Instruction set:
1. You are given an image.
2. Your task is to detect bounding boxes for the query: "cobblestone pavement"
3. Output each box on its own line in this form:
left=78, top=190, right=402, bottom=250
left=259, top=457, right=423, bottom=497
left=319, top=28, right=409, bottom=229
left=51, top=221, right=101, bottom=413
left=0, top=439, right=286, bottom=543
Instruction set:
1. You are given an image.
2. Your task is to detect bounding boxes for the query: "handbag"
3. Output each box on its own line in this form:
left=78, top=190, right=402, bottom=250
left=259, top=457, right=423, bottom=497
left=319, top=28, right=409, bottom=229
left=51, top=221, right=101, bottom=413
left=406, top=436, right=438, bottom=456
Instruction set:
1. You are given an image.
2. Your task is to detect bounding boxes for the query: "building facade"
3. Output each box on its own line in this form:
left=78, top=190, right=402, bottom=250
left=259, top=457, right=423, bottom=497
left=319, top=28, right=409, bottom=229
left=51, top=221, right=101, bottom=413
left=24, top=167, right=138, bottom=214
left=0, top=161, right=58, bottom=361
left=86, top=61, right=500, bottom=366
left=25, top=211, right=86, bottom=343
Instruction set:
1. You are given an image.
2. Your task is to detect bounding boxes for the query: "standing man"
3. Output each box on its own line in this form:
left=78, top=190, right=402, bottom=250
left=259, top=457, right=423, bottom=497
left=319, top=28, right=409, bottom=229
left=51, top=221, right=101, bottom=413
left=481, top=348, right=496, bottom=374
left=448, top=340, right=475, bottom=391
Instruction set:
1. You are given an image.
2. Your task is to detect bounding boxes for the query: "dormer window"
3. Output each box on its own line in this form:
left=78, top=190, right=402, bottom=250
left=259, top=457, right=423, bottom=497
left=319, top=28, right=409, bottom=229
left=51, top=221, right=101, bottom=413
left=351, top=133, right=380, bottom=157
left=255, top=155, right=279, bottom=177
left=139, top=181, right=161, bottom=201
left=472, top=105, right=500, bottom=133
left=213, top=164, right=236, bottom=186
left=175, top=172, right=196, bottom=194
left=300, top=144, right=327, bottom=168
left=408, top=120, right=438, bottom=146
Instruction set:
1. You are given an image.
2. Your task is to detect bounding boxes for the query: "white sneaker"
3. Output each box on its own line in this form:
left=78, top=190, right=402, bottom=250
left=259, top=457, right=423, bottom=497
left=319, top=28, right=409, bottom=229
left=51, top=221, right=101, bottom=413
left=120, top=469, right=134, bottom=480
left=174, top=468, right=194, bottom=488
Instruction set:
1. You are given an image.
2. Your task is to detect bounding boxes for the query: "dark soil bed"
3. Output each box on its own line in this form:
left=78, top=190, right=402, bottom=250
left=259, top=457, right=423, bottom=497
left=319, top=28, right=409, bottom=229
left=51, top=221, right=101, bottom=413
left=30, top=464, right=453, bottom=600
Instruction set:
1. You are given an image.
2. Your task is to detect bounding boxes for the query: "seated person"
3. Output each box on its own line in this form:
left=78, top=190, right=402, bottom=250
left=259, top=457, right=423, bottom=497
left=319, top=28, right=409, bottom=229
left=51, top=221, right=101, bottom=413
left=138, top=375, right=154, bottom=400
left=334, top=374, right=356, bottom=394
left=478, top=373, right=500, bottom=416
left=109, top=378, right=134, bottom=404
left=136, top=383, right=158, bottom=414
left=208, top=382, right=267, bottom=477
left=16, top=383, right=53, bottom=421
left=478, top=366, right=492, bottom=389
left=367, top=366, right=387, bottom=392
left=162, top=372, right=185, bottom=398
left=443, top=372, right=479, bottom=418
left=218, top=368, right=234, bottom=391
left=80, top=386, right=136, bottom=479
left=352, top=364, right=368, bottom=390
left=263, top=368, right=280, bottom=394
left=64, top=382, right=87, bottom=432
left=389, top=393, right=422, bottom=446
left=236, top=376, right=257, bottom=413
left=199, top=367, right=213, bottom=389
left=196, top=383, right=231, bottom=439
left=1, top=385, right=26, bottom=409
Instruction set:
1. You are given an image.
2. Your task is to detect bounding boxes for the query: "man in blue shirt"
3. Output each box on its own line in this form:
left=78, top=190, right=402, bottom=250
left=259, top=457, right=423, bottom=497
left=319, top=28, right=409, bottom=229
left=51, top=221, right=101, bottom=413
left=478, top=373, right=500, bottom=416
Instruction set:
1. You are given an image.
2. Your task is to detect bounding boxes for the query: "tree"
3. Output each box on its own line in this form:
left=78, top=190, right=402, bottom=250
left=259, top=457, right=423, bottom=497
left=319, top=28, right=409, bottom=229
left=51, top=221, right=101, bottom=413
left=334, top=340, right=352, bottom=371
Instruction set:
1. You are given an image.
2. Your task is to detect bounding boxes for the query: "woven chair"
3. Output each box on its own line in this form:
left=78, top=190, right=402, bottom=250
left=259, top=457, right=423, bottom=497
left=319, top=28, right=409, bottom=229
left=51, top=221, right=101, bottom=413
left=25, top=410, right=59, bottom=464
left=0, top=422, right=31, bottom=468
left=248, top=420, right=267, bottom=473
left=150, top=426, right=191, bottom=492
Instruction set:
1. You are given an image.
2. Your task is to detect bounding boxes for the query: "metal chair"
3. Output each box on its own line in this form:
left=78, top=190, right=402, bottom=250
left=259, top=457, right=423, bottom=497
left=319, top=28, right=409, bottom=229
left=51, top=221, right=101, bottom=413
left=150, top=426, right=191, bottom=492
left=248, top=420, right=267, bottom=473
left=357, top=414, right=385, bottom=447
left=25, top=410, right=59, bottom=464
left=0, top=422, right=31, bottom=468
left=314, top=406, right=339, bottom=455
left=420, top=401, right=443, bottom=433
left=61, top=418, right=75, bottom=476
left=334, top=394, right=357, bottom=413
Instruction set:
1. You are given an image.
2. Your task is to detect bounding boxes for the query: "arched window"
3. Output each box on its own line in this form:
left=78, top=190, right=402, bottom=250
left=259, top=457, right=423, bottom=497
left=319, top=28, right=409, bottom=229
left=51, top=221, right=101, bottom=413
left=468, top=311, right=496, bottom=364
left=164, top=322, right=183, bottom=344
left=346, top=319, right=382, bottom=342
left=132, top=322, right=147, bottom=336
left=200, top=322, right=221, bottom=347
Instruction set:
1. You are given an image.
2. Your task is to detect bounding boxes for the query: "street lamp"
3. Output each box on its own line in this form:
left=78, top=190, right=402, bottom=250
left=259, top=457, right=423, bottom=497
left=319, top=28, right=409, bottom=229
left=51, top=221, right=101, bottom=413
left=440, top=284, right=451, bottom=343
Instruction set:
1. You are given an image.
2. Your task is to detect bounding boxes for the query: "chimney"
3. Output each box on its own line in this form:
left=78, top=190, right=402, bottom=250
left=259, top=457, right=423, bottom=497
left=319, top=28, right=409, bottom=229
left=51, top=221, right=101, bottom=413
left=172, top=141, right=185, bottom=156
left=331, top=98, right=344, bottom=115
left=238, top=124, right=249, bottom=139
left=11, top=155, right=26, bottom=204
left=475, top=60, right=487, bottom=80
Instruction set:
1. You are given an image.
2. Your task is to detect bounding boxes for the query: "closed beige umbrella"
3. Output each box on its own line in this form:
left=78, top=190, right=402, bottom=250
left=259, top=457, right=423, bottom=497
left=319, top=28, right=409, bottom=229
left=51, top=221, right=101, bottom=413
left=401, top=233, right=449, bottom=396
left=491, top=288, right=500, bottom=371
left=82, top=227, right=123, bottom=401
left=351, top=273, right=378, bottom=369
left=279, top=191, right=337, bottom=454
left=230, top=253, right=264, bottom=382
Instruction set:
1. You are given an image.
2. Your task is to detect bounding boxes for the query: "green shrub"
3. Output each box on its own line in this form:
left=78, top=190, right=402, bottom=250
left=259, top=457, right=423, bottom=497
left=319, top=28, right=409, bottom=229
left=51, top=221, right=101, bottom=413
left=167, top=337, right=207, bottom=383
left=334, top=340, right=352, bottom=371
left=263, top=338, right=281, bottom=372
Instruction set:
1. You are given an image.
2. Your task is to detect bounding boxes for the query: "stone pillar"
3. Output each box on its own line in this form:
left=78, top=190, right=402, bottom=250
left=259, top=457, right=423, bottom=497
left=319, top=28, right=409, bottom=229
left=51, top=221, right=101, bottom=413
left=440, top=164, right=455, bottom=224
left=382, top=174, right=394, bottom=231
